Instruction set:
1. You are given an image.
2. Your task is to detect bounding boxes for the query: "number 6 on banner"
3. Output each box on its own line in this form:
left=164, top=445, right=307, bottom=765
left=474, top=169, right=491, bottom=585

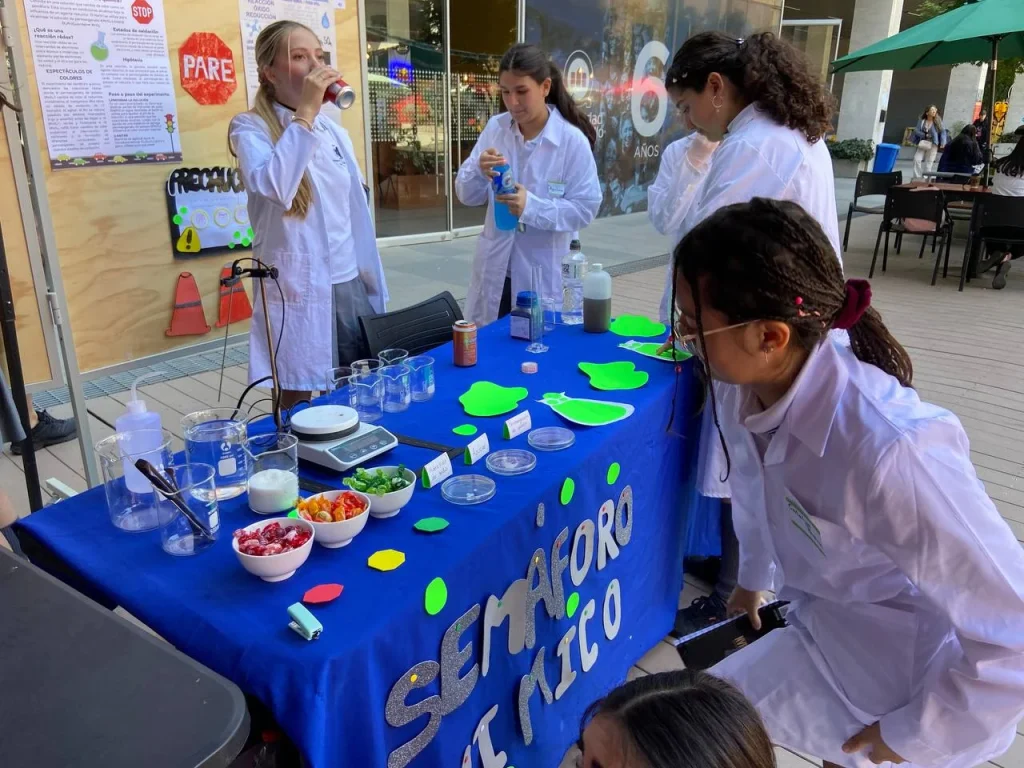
left=631, top=41, right=671, bottom=138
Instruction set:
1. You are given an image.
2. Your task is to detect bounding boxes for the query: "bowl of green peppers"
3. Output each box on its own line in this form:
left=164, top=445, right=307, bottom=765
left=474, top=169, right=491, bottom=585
left=343, top=465, right=416, bottom=519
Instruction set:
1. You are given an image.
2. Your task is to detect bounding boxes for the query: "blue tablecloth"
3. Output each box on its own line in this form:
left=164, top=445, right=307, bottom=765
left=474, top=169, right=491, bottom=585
left=19, top=320, right=702, bottom=768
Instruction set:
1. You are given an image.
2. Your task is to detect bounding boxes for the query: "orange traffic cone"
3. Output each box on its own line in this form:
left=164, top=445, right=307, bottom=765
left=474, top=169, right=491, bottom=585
left=166, top=272, right=211, bottom=337
left=215, top=264, right=252, bottom=327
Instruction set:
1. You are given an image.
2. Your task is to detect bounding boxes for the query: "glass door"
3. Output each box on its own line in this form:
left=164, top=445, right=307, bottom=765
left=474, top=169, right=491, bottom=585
left=780, top=19, right=842, bottom=93
left=366, top=0, right=450, bottom=238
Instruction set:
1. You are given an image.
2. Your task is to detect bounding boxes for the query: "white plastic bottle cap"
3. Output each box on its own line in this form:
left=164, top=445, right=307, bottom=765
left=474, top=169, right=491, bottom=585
left=521, top=362, right=538, bottom=374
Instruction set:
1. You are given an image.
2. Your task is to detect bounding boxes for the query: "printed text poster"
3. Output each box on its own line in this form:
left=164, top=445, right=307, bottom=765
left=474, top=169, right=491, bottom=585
left=24, top=0, right=181, bottom=170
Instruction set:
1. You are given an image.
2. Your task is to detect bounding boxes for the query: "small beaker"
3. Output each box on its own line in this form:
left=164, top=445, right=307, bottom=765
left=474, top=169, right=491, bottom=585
left=182, top=408, right=249, bottom=501
left=246, top=433, right=300, bottom=515
left=405, top=356, right=435, bottom=402
left=379, top=348, right=409, bottom=366
left=381, top=364, right=412, bottom=413
left=350, top=371, right=384, bottom=423
left=325, top=366, right=356, bottom=408
left=542, top=297, right=560, bottom=333
left=155, top=463, right=219, bottom=556
left=96, top=428, right=174, bottom=532
left=351, top=359, right=382, bottom=375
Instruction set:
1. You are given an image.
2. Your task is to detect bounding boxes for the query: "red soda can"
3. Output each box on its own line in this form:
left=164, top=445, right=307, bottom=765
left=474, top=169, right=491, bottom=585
left=324, top=78, right=356, bottom=110
left=453, top=320, right=478, bottom=367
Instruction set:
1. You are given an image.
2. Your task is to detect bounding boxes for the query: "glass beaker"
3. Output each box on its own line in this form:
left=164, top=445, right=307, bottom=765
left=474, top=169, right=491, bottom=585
left=181, top=408, right=249, bottom=500
left=96, top=428, right=174, bottom=532
left=350, top=371, right=384, bottom=423
left=351, top=359, right=382, bottom=375
left=325, top=366, right=356, bottom=408
left=542, top=297, right=560, bottom=332
left=246, top=432, right=300, bottom=515
left=405, top=356, right=435, bottom=402
left=379, top=348, right=409, bottom=366
left=381, top=364, right=412, bottom=413
left=155, top=463, right=219, bottom=556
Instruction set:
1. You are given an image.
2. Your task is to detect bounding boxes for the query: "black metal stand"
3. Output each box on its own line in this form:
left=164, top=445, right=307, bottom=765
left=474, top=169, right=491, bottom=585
left=0, top=220, right=43, bottom=512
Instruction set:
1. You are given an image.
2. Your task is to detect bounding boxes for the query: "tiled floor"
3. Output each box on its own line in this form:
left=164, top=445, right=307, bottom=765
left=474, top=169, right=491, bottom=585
left=6, top=210, right=1024, bottom=766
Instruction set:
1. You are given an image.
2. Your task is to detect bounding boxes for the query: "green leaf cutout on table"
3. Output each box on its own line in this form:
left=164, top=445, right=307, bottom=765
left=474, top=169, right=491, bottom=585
left=609, top=315, right=666, bottom=338
left=459, top=382, right=529, bottom=417
left=566, top=591, right=580, bottom=619
left=578, top=361, right=649, bottom=391
left=541, top=392, right=635, bottom=427
left=607, top=462, right=621, bottom=485
left=452, top=424, right=478, bottom=437
left=425, top=577, right=448, bottom=616
left=413, top=517, right=450, bottom=534
left=618, top=340, right=692, bottom=363
left=561, top=477, right=575, bottom=505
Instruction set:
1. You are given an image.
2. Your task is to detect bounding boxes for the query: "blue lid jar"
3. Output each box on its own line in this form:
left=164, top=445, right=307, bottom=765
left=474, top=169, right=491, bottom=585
left=515, top=291, right=539, bottom=308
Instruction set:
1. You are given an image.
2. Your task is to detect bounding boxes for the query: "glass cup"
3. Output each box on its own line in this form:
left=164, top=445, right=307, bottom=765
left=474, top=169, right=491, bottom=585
left=381, top=364, right=412, bottom=413
left=155, top=463, right=219, bottom=556
left=96, top=428, right=173, bottom=532
left=350, top=371, right=384, bottom=423
left=379, top=348, right=409, bottom=366
left=351, top=359, right=382, bottom=375
left=181, top=408, right=249, bottom=501
left=405, top=355, right=435, bottom=402
left=542, top=297, right=560, bottom=333
left=246, top=432, right=300, bottom=515
left=325, top=366, right=356, bottom=408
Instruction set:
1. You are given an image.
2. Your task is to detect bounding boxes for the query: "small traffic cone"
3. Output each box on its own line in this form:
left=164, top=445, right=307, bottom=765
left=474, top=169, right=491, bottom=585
left=215, top=264, right=252, bottom=327
left=166, top=272, right=211, bottom=336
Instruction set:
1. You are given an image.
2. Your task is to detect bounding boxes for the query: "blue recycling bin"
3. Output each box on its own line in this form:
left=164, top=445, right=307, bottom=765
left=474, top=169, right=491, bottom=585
left=873, top=143, right=900, bottom=173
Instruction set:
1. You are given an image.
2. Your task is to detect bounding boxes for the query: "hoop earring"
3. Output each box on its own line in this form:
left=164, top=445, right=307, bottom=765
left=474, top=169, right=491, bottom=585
left=711, top=96, right=724, bottom=112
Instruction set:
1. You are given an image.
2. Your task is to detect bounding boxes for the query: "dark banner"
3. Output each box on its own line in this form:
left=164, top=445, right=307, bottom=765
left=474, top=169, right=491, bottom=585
left=526, top=0, right=783, bottom=218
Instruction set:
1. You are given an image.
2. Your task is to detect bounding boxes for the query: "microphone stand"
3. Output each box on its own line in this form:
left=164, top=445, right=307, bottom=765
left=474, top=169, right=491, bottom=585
left=221, top=262, right=282, bottom=432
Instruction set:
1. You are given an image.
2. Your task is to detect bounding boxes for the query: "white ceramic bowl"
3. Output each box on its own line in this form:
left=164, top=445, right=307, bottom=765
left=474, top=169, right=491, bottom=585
left=232, top=517, right=314, bottom=582
left=299, top=490, right=371, bottom=548
left=358, top=467, right=417, bottom=519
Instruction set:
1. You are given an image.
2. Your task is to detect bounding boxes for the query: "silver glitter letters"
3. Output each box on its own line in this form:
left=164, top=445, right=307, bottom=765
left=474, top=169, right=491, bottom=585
left=536, top=502, right=545, bottom=527
left=525, top=547, right=556, bottom=649
left=472, top=705, right=508, bottom=768
left=570, top=519, right=595, bottom=587
left=615, top=485, right=633, bottom=547
left=518, top=646, right=553, bottom=745
left=578, top=598, right=599, bottom=673
left=603, top=578, right=622, bottom=641
left=596, top=500, right=620, bottom=570
left=440, top=604, right=480, bottom=716
left=481, top=579, right=527, bottom=677
left=555, top=625, right=578, bottom=700
left=549, top=526, right=570, bottom=620
left=385, top=661, right=442, bottom=768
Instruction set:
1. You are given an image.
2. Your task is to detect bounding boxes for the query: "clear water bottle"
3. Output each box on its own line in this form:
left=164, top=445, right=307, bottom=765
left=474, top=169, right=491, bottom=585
left=491, top=163, right=519, bottom=231
left=561, top=239, right=587, bottom=325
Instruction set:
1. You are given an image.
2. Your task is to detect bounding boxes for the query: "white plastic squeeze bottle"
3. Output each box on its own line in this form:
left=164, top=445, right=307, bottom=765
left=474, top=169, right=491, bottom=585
left=115, top=372, right=166, bottom=494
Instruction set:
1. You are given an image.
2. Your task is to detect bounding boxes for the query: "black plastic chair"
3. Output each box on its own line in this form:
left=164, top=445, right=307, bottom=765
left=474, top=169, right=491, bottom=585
left=959, top=195, right=1024, bottom=291
left=359, top=291, right=464, bottom=358
left=843, top=171, right=903, bottom=252
left=870, top=187, right=953, bottom=285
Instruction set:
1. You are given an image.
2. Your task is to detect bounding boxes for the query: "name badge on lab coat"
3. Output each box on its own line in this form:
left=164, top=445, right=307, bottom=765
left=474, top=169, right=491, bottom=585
left=547, top=181, right=566, bottom=198
left=785, top=491, right=825, bottom=557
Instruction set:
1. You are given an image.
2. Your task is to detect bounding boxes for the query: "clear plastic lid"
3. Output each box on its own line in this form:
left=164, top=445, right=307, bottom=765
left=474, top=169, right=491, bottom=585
left=486, top=449, right=537, bottom=476
left=441, top=475, right=497, bottom=506
left=527, top=426, right=576, bottom=452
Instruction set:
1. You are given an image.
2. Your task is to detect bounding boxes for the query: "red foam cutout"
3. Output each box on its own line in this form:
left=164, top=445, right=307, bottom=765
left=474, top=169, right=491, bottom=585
left=303, top=584, right=344, bottom=604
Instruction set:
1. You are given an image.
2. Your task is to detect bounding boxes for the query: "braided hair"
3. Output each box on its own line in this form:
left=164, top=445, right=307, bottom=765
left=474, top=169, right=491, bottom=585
left=672, top=198, right=912, bottom=479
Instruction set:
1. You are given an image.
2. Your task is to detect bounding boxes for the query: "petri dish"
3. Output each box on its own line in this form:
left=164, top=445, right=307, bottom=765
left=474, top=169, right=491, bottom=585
left=486, top=449, right=537, bottom=477
left=441, top=475, right=497, bottom=506
left=528, top=426, right=576, bottom=452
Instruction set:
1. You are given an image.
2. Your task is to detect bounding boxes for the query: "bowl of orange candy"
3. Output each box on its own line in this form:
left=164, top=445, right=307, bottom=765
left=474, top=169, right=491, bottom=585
left=295, top=490, right=370, bottom=549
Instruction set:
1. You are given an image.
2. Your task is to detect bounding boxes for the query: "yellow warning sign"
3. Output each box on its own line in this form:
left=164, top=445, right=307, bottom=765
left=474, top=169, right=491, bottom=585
left=177, top=226, right=201, bottom=253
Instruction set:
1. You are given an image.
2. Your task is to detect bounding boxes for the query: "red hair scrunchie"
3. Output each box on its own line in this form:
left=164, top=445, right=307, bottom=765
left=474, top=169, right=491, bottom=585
left=833, top=279, right=872, bottom=330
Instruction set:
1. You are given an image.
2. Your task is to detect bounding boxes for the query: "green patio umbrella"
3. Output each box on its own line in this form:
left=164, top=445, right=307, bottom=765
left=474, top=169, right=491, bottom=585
left=831, top=0, right=1024, bottom=164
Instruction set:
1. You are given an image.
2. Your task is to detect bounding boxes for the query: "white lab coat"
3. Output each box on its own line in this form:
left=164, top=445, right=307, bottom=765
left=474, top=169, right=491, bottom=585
left=230, top=106, right=388, bottom=391
left=658, top=104, right=843, bottom=323
left=711, top=340, right=1024, bottom=768
left=455, top=108, right=601, bottom=326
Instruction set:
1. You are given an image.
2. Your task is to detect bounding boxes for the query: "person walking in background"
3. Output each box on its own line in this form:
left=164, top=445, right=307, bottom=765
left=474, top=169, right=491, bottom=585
left=937, top=124, right=984, bottom=184
left=229, top=21, right=387, bottom=410
left=653, top=30, right=841, bottom=635
left=576, top=670, right=775, bottom=768
left=455, top=44, right=600, bottom=327
left=974, top=108, right=992, bottom=158
left=986, top=126, right=1024, bottom=289
left=912, top=105, right=943, bottom=179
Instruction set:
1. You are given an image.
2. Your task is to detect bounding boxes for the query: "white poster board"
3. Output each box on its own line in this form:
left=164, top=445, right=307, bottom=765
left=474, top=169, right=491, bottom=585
left=23, top=0, right=181, bottom=170
left=238, top=0, right=338, bottom=109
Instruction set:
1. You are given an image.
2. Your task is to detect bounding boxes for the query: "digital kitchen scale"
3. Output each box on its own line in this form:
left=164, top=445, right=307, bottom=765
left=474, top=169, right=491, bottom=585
left=290, top=405, right=398, bottom=473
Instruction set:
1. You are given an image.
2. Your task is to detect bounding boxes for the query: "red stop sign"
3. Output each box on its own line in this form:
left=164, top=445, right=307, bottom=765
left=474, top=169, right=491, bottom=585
left=179, top=33, right=237, bottom=106
left=131, top=0, right=154, bottom=24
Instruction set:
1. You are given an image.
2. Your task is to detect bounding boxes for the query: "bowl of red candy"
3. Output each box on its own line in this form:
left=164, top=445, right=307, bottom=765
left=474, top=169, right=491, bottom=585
left=295, top=490, right=370, bottom=549
left=232, top=518, right=314, bottom=582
